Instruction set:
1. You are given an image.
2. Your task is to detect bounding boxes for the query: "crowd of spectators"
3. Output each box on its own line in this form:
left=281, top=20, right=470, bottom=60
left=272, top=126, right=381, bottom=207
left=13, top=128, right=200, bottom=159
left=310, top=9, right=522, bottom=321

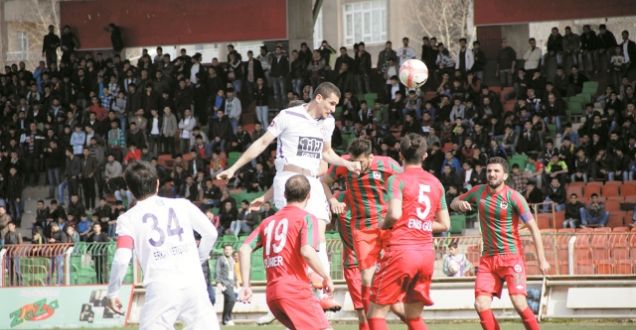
left=1, top=22, right=636, bottom=249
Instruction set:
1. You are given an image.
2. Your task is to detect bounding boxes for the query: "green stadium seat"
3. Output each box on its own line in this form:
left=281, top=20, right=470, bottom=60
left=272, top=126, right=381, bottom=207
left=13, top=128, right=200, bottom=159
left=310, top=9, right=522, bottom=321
left=509, top=153, right=528, bottom=170
left=363, top=93, right=377, bottom=108
left=227, top=152, right=241, bottom=167
left=450, top=214, right=466, bottom=234
left=582, top=81, right=599, bottom=94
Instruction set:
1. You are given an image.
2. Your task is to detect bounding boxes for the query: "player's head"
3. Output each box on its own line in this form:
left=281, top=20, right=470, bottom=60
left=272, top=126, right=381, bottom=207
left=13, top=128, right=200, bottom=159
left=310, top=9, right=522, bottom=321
left=124, top=161, right=159, bottom=200
left=348, top=138, right=373, bottom=172
left=399, top=133, right=428, bottom=165
left=284, top=175, right=311, bottom=206
left=486, top=157, right=509, bottom=190
left=313, top=82, right=341, bottom=119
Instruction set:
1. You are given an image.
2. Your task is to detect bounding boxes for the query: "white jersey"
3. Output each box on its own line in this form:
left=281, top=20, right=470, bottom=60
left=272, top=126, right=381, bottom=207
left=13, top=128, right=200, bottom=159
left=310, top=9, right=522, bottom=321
left=115, top=196, right=216, bottom=288
left=267, top=104, right=335, bottom=175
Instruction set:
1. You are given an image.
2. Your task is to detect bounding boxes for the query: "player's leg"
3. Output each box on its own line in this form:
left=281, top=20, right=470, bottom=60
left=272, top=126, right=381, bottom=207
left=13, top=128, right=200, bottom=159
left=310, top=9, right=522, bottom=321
left=474, top=295, right=499, bottom=330
left=139, top=287, right=180, bottom=330
left=502, top=255, right=539, bottom=330
left=279, top=295, right=332, bottom=330
left=344, top=265, right=368, bottom=330
left=404, top=302, right=427, bottom=330
left=354, top=228, right=382, bottom=314
left=367, top=303, right=391, bottom=330
left=179, top=287, right=220, bottom=330
left=474, top=256, right=502, bottom=330
left=402, top=249, right=435, bottom=330
left=307, top=176, right=340, bottom=310
left=266, top=298, right=296, bottom=330
left=368, top=248, right=407, bottom=330
left=510, top=295, right=539, bottom=330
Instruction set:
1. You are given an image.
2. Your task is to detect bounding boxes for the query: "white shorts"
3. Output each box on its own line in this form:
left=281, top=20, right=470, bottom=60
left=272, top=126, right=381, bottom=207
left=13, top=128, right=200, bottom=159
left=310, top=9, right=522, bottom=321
left=273, top=171, right=330, bottom=222
left=140, top=283, right=219, bottom=330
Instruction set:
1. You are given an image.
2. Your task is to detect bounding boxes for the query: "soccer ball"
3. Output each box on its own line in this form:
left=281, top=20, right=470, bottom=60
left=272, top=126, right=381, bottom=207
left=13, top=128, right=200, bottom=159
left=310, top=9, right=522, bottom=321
left=446, top=260, right=460, bottom=276
left=399, top=59, right=429, bottom=89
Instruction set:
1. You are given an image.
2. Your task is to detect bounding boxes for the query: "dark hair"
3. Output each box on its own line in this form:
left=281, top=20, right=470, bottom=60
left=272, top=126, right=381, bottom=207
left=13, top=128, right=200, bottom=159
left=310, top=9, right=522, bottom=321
left=487, top=157, right=509, bottom=173
left=400, top=133, right=428, bottom=164
left=124, top=161, right=159, bottom=199
left=348, top=138, right=373, bottom=158
left=284, top=175, right=311, bottom=203
left=314, top=82, right=341, bottom=100
left=448, top=242, right=458, bottom=249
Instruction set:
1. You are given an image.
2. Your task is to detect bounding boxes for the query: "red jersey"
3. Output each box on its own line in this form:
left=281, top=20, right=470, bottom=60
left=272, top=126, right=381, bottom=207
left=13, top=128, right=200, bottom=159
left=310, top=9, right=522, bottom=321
left=457, top=184, right=532, bottom=256
left=328, top=155, right=402, bottom=230
left=243, top=205, right=320, bottom=298
left=384, top=167, right=447, bottom=249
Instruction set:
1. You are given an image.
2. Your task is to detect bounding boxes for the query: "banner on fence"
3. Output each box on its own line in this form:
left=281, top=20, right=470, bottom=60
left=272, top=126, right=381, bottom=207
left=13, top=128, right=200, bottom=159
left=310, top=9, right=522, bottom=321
left=0, top=285, right=133, bottom=329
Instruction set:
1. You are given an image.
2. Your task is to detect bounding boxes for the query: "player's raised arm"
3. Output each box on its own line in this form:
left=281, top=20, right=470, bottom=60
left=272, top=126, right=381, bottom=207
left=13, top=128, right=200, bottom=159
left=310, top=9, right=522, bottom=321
left=322, top=142, right=361, bottom=175
left=216, top=131, right=276, bottom=181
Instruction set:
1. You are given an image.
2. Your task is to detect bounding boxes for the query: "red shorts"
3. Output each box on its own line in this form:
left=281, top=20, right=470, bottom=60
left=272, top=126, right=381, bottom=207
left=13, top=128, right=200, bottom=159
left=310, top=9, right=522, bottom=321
left=343, top=265, right=364, bottom=310
left=353, top=228, right=383, bottom=270
left=267, top=287, right=329, bottom=330
left=370, top=247, right=435, bottom=306
left=475, top=254, right=527, bottom=298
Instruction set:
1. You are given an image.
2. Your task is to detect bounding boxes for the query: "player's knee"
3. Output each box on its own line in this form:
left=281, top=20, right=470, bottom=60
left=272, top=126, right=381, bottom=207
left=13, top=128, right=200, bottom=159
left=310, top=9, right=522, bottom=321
left=474, top=297, right=491, bottom=312
left=510, top=295, right=529, bottom=312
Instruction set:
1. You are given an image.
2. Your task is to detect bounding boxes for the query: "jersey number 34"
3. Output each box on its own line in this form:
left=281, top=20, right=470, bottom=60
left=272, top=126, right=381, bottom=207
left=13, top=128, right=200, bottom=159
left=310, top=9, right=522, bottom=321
left=143, top=208, right=184, bottom=247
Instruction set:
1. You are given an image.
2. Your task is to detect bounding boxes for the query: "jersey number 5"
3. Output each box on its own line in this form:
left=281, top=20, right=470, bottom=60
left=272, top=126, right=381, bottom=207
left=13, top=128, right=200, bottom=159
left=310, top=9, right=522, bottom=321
left=417, top=184, right=431, bottom=220
left=143, top=208, right=184, bottom=247
left=264, top=218, right=288, bottom=256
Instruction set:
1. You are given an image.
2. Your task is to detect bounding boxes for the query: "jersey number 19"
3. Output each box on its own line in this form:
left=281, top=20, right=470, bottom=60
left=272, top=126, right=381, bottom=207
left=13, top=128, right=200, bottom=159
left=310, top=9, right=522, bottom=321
left=264, top=218, right=288, bottom=256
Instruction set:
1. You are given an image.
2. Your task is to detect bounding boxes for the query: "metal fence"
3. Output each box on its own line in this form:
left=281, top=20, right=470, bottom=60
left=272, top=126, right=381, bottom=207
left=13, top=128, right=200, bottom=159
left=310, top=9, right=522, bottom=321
left=2, top=231, right=635, bottom=287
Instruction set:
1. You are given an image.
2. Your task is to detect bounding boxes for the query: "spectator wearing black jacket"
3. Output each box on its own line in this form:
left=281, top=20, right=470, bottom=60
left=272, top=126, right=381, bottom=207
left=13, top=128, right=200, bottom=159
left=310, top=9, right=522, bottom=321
left=6, top=167, right=23, bottom=226
left=42, top=25, right=61, bottom=67
left=209, top=110, right=234, bottom=153
left=270, top=46, right=289, bottom=108
left=354, top=42, right=372, bottom=94
left=563, top=193, right=585, bottom=228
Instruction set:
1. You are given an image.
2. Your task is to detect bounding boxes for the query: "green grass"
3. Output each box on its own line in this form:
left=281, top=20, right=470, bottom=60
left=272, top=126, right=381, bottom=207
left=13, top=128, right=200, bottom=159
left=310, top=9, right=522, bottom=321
left=84, top=321, right=635, bottom=330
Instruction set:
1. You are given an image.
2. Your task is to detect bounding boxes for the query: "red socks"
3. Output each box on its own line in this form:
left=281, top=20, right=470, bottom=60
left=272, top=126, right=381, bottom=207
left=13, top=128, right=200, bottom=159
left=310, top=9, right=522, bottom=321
left=478, top=310, right=500, bottom=330
left=519, top=307, right=540, bottom=330
left=406, top=317, right=428, bottom=330
left=359, top=321, right=370, bottom=330
left=361, top=285, right=371, bottom=313
left=367, top=317, right=388, bottom=330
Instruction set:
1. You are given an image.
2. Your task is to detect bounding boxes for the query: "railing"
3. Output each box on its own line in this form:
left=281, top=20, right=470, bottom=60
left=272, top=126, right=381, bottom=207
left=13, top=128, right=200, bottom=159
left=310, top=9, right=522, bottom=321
left=2, top=231, right=635, bottom=287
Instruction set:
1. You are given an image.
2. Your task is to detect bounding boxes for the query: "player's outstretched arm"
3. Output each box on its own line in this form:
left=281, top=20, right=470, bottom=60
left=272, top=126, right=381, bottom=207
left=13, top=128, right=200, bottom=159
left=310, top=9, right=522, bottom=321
left=238, top=244, right=253, bottom=302
left=216, top=132, right=276, bottom=180
left=301, top=245, right=334, bottom=293
left=433, top=208, right=451, bottom=233
left=525, top=218, right=551, bottom=274
left=322, top=143, right=361, bottom=175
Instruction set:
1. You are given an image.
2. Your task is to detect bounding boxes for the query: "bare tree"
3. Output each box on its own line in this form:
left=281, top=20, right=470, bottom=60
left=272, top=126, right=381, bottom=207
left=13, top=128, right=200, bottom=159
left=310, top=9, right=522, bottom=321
left=406, top=0, right=473, bottom=55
